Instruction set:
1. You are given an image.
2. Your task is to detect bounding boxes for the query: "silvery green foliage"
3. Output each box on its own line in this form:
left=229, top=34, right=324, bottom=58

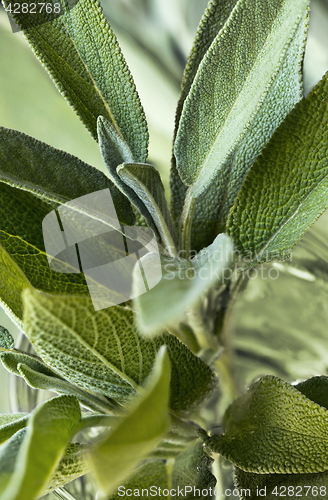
left=0, top=0, right=328, bottom=498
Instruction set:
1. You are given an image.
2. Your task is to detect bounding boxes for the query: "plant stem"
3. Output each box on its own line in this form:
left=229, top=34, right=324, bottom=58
left=179, top=187, right=196, bottom=258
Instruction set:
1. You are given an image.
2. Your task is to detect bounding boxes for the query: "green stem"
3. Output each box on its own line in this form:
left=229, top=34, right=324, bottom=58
left=179, top=187, right=196, bottom=257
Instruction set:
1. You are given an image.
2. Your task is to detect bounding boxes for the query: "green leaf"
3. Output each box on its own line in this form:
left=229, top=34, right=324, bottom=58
left=0, top=326, right=14, bottom=349
left=133, top=234, right=233, bottom=335
left=1, top=395, right=81, bottom=500
left=174, top=0, right=309, bottom=199
left=170, top=0, right=239, bottom=234
left=0, top=429, right=27, bottom=493
left=0, top=415, right=28, bottom=446
left=17, top=363, right=117, bottom=414
left=22, top=289, right=217, bottom=413
left=0, top=350, right=59, bottom=378
left=295, top=376, right=328, bottom=410
left=0, top=430, right=89, bottom=498
left=108, top=443, right=216, bottom=500
left=0, top=184, right=89, bottom=326
left=234, top=467, right=328, bottom=500
left=4, top=0, right=149, bottom=161
left=42, top=443, right=90, bottom=496
left=97, top=117, right=176, bottom=252
left=186, top=7, right=309, bottom=251
left=227, top=73, right=328, bottom=263
left=89, top=347, right=171, bottom=495
left=0, top=127, right=135, bottom=225
left=117, top=163, right=177, bottom=254
left=205, top=375, right=328, bottom=473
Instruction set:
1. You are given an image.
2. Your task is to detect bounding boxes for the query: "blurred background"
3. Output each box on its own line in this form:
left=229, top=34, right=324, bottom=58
left=0, top=0, right=328, bottom=418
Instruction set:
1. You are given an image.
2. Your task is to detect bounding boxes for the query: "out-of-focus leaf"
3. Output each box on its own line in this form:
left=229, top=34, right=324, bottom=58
left=23, top=289, right=217, bottom=414
left=3, top=0, right=149, bottom=161
left=227, top=73, right=328, bottom=263
left=1, top=395, right=81, bottom=500
left=0, top=415, right=28, bottom=446
left=89, top=347, right=171, bottom=495
left=108, top=442, right=215, bottom=499
left=133, top=234, right=233, bottom=335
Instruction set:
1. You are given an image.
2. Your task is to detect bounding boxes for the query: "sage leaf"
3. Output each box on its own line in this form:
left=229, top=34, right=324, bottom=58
left=108, top=443, right=215, bottom=499
left=0, top=429, right=26, bottom=493
left=0, top=415, right=28, bottom=446
left=227, top=73, right=328, bottom=263
left=0, top=184, right=90, bottom=326
left=185, top=5, right=309, bottom=251
left=234, top=467, right=328, bottom=500
left=205, top=375, right=328, bottom=473
left=89, top=347, right=171, bottom=495
left=295, top=376, right=328, bottom=410
left=0, top=326, right=14, bottom=349
left=0, top=127, right=135, bottom=225
left=174, top=0, right=309, bottom=199
left=1, top=395, right=81, bottom=500
left=0, top=350, right=59, bottom=378
left=22, top=289, right=217, bottom=413
left=16, top=363, right=117, bottom=414
left=98, top=117, right=176, bottom=252
left=0, top=431, right=89, bottom=498
left=133, top=233, right=233, bottom=335
left=170, top=0, right=239, bottom=235
left=42, top=443, right=90, bottom=496
left=117, top=163, right=177, bottom=254
left=3, top=0, right=149, bottom=161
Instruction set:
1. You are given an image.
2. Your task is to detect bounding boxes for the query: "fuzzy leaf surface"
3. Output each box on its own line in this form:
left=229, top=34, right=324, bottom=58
left=186, top=7, right=308, bottom=251
left=0, top=184, right=89, bottom=325
left=0, top=415, right=28, bottom=446
left=133, top=234, right=233, bottom=335
left=0, top=127, right=134, bottom=225
left=227, top=73, right=328, bottom=263
left=23, top=289, right=216, bottom=413
left=205, top=376, right=328, bottom=473
left=234, top=468, right=328, bottom=500
left=117, top=163, right=177, bottom=253
left=1, top=395, right=81, bottom=500
left=3, top=0, right=149, bottom=160
left=90, top=347, right=170, bottom=495
left=174, top=0, right=309, bottom=199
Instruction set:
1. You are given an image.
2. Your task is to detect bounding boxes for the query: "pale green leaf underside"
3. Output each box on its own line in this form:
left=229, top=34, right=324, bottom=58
left=174, top=0, right=309, bottom=199
left=22, top=289, right=216, bottom=414
left=98, top=117, right=173, bottom=248
left=227, top=73, right=328, bottom=263
left=133, top=234, right=233, bottom=335
left=1, top=395, right=81, bottom=500
left=3, top=0, right=149, bottom=161
left=90, top=347, right=171, bottom=495
left=205, top=375, right=328, bottom=473
left=0, top=429, right=26, bottom=494
left=0, top=415, right=28, bottom=446
left=184, top=7, right=308, bottom=251
left=117, top=163, right=177, bottom=254
left=0, top=127, right=135, bottom=225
